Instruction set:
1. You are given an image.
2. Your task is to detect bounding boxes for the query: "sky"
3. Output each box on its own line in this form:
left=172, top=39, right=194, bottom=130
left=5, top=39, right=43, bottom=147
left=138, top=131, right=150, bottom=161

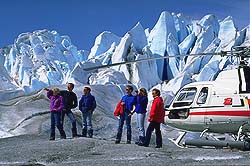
left=0, top=0, right=249, bottom=51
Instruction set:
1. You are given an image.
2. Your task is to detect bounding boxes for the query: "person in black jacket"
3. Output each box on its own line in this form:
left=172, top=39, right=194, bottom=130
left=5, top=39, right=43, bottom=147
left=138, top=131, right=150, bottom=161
left=60, top=83, right=78, bottom=137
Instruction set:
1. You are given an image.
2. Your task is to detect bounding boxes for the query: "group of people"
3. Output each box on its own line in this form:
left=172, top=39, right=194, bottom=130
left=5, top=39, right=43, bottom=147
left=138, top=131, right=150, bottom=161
left=44, top=83, right=96, bottom=140
left=44, top=83, right=165, bottom=148
left=114, top=85, right=165, bottom=148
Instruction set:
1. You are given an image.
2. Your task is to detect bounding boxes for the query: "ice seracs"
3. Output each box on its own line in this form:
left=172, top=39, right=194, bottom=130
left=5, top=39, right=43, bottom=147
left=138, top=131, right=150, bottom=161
left=148, top=11, right=177, bottom=80
left=88, top=31, right=121, bottom=59
left=89, top=68, right=128, bottom=85
left=0, top=11, right=249, bottom=100
left=217, top=16, right=237, bottom=50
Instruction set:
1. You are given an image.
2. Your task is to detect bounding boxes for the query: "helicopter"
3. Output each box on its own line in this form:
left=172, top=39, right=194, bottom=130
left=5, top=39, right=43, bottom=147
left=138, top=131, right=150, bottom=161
left=83, top=46, right=250, bottom=149
left=165, top=46, right=250, bottom=149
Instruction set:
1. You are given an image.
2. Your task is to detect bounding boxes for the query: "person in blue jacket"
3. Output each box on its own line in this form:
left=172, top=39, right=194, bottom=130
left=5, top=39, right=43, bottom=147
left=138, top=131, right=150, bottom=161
left=79, top=86, right=96, bottom=138
left=115, top=85, right=136, bottom=144
left=132, top=88, right=148, bottom=145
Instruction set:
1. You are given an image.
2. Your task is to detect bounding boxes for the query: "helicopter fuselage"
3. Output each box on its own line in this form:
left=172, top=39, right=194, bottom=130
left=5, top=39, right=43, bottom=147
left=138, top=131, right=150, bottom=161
left=165, top=68, right=250, bottom=134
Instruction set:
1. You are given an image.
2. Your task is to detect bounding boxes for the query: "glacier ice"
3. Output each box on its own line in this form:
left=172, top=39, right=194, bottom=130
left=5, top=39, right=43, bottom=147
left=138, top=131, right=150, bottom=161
left=172, top=13, right=189, bottom=43
left=217, top=16, right=237, bottom=50
left=88, top=31, right=121, bottom=59
left=89, top=68, right=128, bottom=85
left=148, top=11, right=177, bottom=80
left=166, top=33, right=180, bottom=79
left=128, top=22, right=148, bottom=51
left=178, top=32, right=196, bottom=55
left=242, top=26, right=250, bottom=46
left=0, top=11, right=248, bottom=104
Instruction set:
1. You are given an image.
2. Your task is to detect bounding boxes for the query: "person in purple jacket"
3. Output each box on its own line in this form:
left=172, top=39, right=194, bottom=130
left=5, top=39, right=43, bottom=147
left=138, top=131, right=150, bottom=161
left=44, top=87, right=66, bottom=140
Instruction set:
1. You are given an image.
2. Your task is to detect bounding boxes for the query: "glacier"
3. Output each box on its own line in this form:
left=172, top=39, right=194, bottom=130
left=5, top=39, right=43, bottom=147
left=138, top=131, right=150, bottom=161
left=0, top=11, right=249, bottom=138
left=0, top=11, right=249, bottom=99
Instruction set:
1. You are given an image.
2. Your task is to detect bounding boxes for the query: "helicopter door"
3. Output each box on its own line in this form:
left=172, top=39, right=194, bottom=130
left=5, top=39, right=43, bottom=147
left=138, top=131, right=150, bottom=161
left=190, top=87, right=209, bottom=126
left=168, top=87, right=197, bottom=119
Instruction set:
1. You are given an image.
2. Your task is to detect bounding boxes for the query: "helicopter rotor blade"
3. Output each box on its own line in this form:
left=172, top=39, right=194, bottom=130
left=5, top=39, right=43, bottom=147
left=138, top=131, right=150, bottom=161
left=83, top=47, right=249, bottom=71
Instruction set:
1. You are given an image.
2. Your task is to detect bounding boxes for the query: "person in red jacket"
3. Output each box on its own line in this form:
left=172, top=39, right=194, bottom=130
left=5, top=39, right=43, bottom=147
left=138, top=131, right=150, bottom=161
left=138, top=88, right=165, bottom=148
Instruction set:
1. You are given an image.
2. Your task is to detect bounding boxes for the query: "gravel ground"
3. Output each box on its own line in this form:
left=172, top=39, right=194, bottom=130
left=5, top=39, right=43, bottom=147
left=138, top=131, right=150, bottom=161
left=1, top=87, right=250, bottom=166
left=0, top=134, right=250, bottom=166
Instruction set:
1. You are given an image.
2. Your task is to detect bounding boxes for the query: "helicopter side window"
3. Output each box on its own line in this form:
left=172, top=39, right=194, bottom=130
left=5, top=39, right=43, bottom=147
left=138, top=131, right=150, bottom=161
left=197, top=87, right=208, bottom=104
left=173, top=87, right=197, bottom=107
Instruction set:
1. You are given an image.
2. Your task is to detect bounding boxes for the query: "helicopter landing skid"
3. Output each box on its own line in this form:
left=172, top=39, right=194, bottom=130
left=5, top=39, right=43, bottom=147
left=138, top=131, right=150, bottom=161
left=236, top=123, right=250, bottom=141
left=200, top=128, right=209, bottom=138
left=168, top=131, right=187, bottom=148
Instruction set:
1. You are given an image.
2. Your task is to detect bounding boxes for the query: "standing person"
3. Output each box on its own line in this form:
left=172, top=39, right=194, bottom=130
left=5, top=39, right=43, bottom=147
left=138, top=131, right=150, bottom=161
left=44, top=87, right=66, bottom=140
left=79, top=86, right=96, bottom=138
left=115, top=85, right=136, bottom=144
left=138, top=88, right=165, bottom=148
left=60, top=83, right=78, bottom=138
left=132, top=88, right=148, bottom=145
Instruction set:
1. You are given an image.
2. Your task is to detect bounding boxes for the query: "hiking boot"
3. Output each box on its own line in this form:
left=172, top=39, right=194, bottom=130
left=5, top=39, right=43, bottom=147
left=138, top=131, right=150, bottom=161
left=88, top=129, right=93, bottom=138
left=49, top=137, right=55, bottom=141
left=155, top=145, right=162, bottom=148
left=82, top=128, right=87, bottom=137
left=59, top=129, right=66, bottom=139
left=135, top=136, right=144, bottom=145
left=115, top=139, right=120, bottom=144
left=72, top=128, right=78, bottom=138
left=137, top=142, right=144, bottom=146
left=115, top=132, right=122, bottom=144
left=127, top=135, right=131, bottom=143
left=137, top=142, right=148, bottom=147
left=60, top=130, right=66, bottom=139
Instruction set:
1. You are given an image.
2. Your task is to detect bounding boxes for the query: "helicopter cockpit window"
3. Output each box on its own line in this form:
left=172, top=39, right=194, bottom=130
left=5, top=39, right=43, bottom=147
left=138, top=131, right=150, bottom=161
left=197, top=87, right=208, bottom=104
left=173, top=87, right=197, bottom=107
left=176, top=88, right=197, bottom=101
